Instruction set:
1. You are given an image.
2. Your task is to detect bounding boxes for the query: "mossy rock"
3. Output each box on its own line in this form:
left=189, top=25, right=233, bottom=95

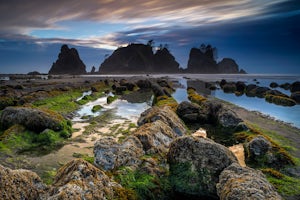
left=107, top=95, right=118, bottom=104
left=187, top=88, right=207, bottom=105
left=265, top=95, right=296, bottom=106
left=92, top=105, right=103, bottom=113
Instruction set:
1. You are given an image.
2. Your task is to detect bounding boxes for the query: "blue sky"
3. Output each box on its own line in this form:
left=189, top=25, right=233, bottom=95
left=0, top=0, right=299, bottom=74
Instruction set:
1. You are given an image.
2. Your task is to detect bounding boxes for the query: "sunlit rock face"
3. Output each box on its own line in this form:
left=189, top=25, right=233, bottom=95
left=98, top=43, right=180, bottom=74
left=49, top=44, right=87, bottom=75
left=167, top=136, right=238, bottom=199
left=217, top=163, right=283, bottom=200
left=0, top=164, right=47, bottom=200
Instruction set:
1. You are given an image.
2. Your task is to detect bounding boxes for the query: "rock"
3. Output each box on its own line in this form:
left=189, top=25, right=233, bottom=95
left=220, top=79, right=227, bottom=87
left=49, top=44, right=86, bottom=75
left=247, top=136, right=272, bottom=157
left=45, top=159, right=121, bottom=200
left=94, top=136, right=144, bottom=171
left=99, top=43, right=179, bottom=74
left=134, top=120, right=178, bottom=154
left=290, top=81, right=300, bottom=93
left=217, top=58, right=239, bottom=73
left=246, top=85, right=270, bottom=98
left=151, top=82, right=168, bottom=97
left=266, top=90, right=288, bottom=98
left=0, top=107, right=65, bottom=132
left=0, top=164, right=47, bottom=200
left=176, top=101, right=202, bottom=123
left=217, top=163, right=282, bottom=200
left=279, top=82, right=291, bottom=90
left=27, top=71, right=41, bottom=75
left=167, top=136, right=237, bottom=198
left=291, top=92, right=300, bottom=103
left=236, top=81, right=246, bottom=92
left=239, top=69, right=247, bottom=74
left=222, top=82, right=237, bottom=93
left=217, top=108, right=243, bottom=128
left=115, top=86, right=127, bottom=95
left=265, top=95, right=296, bottom=106
left=138, top=106, right=186, bottom=136
left=270, top=82, right=279, bottom=88
left=186, top=47, right=218, bottom=73
left=90, top=66, right=96, bottom=73
left=153, top=48, right=180, bottom=73
left=136, top=79, right=152, bottom=89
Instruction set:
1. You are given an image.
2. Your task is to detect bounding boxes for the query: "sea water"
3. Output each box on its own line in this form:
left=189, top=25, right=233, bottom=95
left=171, top=74, right=300, bottom=128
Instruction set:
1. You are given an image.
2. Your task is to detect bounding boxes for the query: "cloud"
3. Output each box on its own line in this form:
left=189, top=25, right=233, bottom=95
left=1, top=0, right=296, bottom=35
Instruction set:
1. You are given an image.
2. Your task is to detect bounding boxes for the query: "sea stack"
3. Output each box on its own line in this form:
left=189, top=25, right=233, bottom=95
left=48, top=44, right=86, bottom=75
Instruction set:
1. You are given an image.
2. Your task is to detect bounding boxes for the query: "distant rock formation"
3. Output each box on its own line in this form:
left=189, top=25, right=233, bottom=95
left=27, top=71, right=41, bottom=75
left=90, top=66, right=96, bottom=74
left=186, top=45, right=246, bottom=74
left=187, top=47, right=218, bottom=73
left=98, top=43, right=180, bottom=74
left=49, top=44, right=86, bottom=75
left=217, top=58, right=239, bottom=73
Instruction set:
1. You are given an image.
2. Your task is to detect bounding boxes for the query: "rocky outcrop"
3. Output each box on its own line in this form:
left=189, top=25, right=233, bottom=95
left=138, top=106, right=186, bottom=136
left=99, top=43, right=179, bottom=74
left=0, top=107, right=65, bottom=132
left=186, top=47, right=218, bottom=73
left=291, top=92, right=300, bottom=103
left=217, top=163, right=282, bottom=200
left=0, top=164, right=47, bottom=200
left=217, top=58, right=239, bottom=73
left=176, top=100, right=242, bottom=128
left=153, top=48, right=179, bottom=73
left=94, top=136, right=144, bottom=171
left=49, top=44, right=86, bottom=75
left=134, top=120, right=178, bottom=154
left=167, top=136, right=238, bottom=198
left=45, top=159, right=121, bottom=200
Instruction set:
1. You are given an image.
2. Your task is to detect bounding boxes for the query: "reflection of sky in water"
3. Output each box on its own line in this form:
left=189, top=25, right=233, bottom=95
left=73, top=93, right=151, bottom=122
left=172, top=75, right=300, bottom=128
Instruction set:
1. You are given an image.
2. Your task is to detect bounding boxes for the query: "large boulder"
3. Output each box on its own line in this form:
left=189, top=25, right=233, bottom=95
left=49, top=44, right=86, bottom=75
left=217, top=163, right=282, bottom=200
left=0, top=164, right=47, bottom=200
left=167, top=136, right=238, bottom=198
left=138, top=106, right=186, bottom=136
left=45, top=159, right=121, bottom=200
left=94, top=136, right=144, bottom=171
left=0, top=107, right=65, bottom=132
left=176, top=101, right=202, bottom=123
left=217, top=108, right=243, bottom=128
left=134, top=120, right=178, bottom=154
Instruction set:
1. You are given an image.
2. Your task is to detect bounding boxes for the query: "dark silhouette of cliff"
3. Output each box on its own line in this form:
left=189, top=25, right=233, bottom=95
left=49, top=45, right=86, bottom=75
left=98, top=43, right=180, bottom=74
left=186, top=45, right=246, bottom=74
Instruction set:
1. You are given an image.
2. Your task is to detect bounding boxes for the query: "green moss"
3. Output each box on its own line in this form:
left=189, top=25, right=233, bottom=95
left=92, top=105, right=103, bottom=113
left=114, top=167, right=171, bottom=200
left=107, top=95, right=118, bottom=104
left=72, top=152, right=94, bottom=164
left=187, top=88, right=207, bottom=105
left=0, top=122, right=71, bottom=155
left=0, top=97, right=15, bottom=110
left=153, top=95, right=178, bottom=111
left=41, top=169, right=57, bottom=185
left=33, top=90, right=82, bottom=114
left=266, top=174, right=300, bottom=197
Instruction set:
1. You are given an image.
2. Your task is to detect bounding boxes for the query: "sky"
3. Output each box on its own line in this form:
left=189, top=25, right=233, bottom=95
left=0, top=0, right=299, bottom=74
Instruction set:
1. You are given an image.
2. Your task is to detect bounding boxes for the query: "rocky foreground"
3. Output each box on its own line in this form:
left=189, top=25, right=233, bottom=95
left=0, top=104, right=282, bottom=199
left=0, top=76, right=299, bottom=200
